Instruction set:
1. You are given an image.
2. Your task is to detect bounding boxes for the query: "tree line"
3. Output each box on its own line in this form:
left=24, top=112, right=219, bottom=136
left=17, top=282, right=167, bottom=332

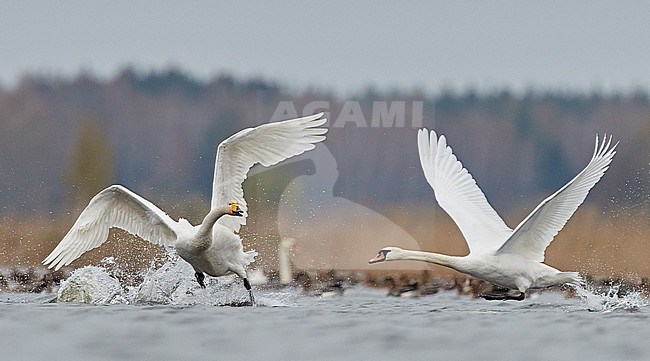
left=0, top=68, right=648, bottom=222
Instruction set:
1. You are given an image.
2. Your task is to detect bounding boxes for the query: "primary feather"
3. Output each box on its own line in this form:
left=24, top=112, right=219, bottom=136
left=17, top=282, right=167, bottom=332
left=497, top=134, right=618, bottom=262
left=417, top=128, right=512, bottom=255
left=212, top=113, right=327, bottom=232
left=43, top=185, right=180, bottom=270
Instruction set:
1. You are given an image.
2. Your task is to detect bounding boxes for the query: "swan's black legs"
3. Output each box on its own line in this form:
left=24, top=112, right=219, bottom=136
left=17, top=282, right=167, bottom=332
left=243, top=278, right=256, bottom=306
left=480, top=289, right=526, bottom=301
left=195, top=271, right=206, bottom=289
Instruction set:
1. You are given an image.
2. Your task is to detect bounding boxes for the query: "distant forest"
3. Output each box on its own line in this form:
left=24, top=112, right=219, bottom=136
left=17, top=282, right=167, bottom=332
left=1, top=68, right=649, bottom=219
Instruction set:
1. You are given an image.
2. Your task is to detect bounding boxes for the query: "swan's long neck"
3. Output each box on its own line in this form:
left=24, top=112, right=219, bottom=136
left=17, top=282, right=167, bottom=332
left=195, top=206, right=230, bottom=250
left=391, top=249, right=465, bottom=271
left=279, top=239, right=294, bottom=284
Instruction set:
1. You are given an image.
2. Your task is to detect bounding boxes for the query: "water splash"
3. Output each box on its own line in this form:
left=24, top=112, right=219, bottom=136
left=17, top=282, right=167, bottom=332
left=574, top=283, right=647, bottom=312
left=57, top=266, right=127, bottom=305
left=55, top=250, right=296, bottom=307
left=131, top=251, right=254, bottom=306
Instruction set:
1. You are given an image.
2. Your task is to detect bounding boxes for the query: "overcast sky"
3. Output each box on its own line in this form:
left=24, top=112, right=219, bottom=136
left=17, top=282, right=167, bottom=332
left=1, top=1, right=649, bottom=95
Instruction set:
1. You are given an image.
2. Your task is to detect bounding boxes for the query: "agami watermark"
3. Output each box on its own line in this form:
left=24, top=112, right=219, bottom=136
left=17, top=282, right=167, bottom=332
left=270, top=101, right=424, bottom=128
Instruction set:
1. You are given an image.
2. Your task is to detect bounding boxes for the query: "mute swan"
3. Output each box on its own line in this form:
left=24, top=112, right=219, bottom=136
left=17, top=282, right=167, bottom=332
left=370, top=129, right=617, bottom=301
left=43, top=113, right=328, bottom=305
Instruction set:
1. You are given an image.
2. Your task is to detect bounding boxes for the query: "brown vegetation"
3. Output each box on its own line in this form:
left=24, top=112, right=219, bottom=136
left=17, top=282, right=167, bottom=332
left=3, top=203, right=649, bottom=281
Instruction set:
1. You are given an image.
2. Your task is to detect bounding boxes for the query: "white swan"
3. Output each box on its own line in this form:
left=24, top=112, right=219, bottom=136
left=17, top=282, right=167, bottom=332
left=370, top=129, right=617, bottom=300
left=43, top=113, right=328, bottom=304
left=279, top=237, right=297, bottom=285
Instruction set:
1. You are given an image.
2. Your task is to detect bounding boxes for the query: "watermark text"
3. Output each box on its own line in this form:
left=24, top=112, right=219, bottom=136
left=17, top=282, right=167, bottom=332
left=271, top=101, right=423, bottom=128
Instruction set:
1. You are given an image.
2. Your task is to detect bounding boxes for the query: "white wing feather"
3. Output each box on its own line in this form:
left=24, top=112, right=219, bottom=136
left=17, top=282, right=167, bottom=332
left=43, top=185, right=180, bottom=270
left=211, top=113, right=328, bottom=232
left=497, top=135, right=618, bottom=262
left=418, top=129, right=513, bottom=255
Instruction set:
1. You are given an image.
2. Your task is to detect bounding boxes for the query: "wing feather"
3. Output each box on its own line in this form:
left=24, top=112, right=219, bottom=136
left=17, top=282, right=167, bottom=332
left=496, top=135, right=618, bottom=262
left=43, top=185, right=179, bottom=270
left=211, top=113, right=328, bottom=232
left=418, top=129, right=512, bottom=254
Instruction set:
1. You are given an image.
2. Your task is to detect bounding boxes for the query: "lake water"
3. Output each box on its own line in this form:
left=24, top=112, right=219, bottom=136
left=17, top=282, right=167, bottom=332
left=1, top=263, right=649, bottom=361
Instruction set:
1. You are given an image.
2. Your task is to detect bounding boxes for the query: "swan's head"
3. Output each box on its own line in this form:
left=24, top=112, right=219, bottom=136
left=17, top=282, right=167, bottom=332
left=369, top=247, right=402, bottom=264
left=227, top=202, right=244, bottom=216
left=280, top=237, right=299, bottom=252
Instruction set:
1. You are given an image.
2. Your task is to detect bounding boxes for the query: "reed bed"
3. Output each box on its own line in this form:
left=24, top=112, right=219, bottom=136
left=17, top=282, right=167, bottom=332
left=2, top=203, right=648, bottom=281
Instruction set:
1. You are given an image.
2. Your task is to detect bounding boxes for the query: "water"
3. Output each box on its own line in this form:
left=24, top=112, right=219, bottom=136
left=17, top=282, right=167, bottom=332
left=1, top=262, right=649, bottom=361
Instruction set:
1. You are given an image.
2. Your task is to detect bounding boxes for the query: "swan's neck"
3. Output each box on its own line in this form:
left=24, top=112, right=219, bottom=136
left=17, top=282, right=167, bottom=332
left=392, top=249, right=464, bottom=271
left=195, top=206, right=230, bottom=249
left=279, top=242, right=293, bottom=284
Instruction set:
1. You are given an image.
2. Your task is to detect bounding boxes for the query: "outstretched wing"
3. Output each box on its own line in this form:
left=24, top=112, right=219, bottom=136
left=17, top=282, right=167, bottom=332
left=211, top=113, right=328, bottom=232
left=43, top=185, right=179, bottom=270
left=497, top=135, right=617, bottom=262
left=418, top=129, right=512, bottom=255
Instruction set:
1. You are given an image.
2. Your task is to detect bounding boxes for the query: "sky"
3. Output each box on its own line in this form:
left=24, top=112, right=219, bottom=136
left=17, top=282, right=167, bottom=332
left=1, top=1, right=650, bottom=95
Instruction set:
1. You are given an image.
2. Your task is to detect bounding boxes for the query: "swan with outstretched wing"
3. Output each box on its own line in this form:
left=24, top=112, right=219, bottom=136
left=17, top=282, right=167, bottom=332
left=370, top=129, right=617, bottom=300
left=44, top=113, right=328, bottom=304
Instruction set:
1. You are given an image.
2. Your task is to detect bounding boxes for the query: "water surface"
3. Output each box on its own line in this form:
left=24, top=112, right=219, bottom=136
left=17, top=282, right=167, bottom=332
left=1, top=285, right=648, bottom=361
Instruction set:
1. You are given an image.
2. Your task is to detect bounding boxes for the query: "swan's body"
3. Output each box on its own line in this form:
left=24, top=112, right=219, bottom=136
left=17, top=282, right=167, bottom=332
left=374, top=249, right=578, bottom=293
left=371, top=129, right=617, bottom=300
left=44, top=113, right=328, bottom=304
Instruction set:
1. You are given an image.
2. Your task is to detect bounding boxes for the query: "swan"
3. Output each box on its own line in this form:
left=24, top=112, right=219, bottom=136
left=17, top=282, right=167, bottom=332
left=370, top=129, right=617, bottom=301
left=43, top=113, right=328, bottom=305
left=245, top=238, right=297, bottom=287
left=279, top=237, right=297, bottom=285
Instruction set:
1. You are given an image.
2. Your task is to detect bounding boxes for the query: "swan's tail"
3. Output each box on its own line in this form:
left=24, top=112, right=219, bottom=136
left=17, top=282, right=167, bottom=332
left=243, top=250, right=258, bottom=267
left=559, top=272, right=583, bottom=287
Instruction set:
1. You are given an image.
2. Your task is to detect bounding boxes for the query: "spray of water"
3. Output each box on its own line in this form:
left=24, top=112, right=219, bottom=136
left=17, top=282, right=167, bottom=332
left=573, top=282, right=647, bottom=312
left=56, top=266, right=127, bottom=305
left=55, top=249, right=297, bottom=307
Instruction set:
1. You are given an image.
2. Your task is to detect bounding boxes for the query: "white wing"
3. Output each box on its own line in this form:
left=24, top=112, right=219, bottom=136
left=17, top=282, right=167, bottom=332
left=418, top=129, right=512, bottom=255
left=211, top=113, right=328, bottom=232
left=497, top=135, right=617, bottom=262
left=43, top=185, right=180, bottom=270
